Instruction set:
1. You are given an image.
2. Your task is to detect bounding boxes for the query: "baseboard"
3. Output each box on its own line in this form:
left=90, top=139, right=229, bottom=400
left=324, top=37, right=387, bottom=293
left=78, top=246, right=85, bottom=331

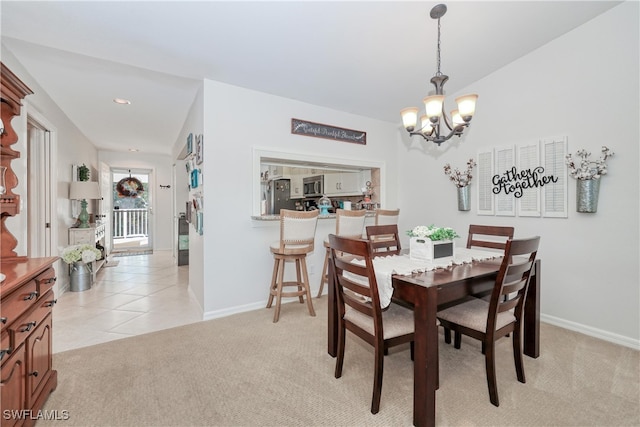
left=203, top=301, right=266, bottom=321
left=541, top=314, right=640, bottom=350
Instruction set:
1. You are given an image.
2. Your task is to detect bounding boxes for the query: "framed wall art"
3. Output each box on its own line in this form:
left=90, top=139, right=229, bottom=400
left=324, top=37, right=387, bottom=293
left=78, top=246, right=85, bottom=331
left=195, top=134, right=203, bottom=165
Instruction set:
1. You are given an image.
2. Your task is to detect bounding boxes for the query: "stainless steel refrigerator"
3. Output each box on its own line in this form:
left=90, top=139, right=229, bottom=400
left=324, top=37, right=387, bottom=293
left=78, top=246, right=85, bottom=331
left=267, top=178, right=296, bottom=215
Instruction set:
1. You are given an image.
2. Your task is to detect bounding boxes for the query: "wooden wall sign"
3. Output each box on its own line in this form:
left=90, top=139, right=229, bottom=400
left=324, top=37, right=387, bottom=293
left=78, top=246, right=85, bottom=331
left=291, top=118, right=366, bottom=145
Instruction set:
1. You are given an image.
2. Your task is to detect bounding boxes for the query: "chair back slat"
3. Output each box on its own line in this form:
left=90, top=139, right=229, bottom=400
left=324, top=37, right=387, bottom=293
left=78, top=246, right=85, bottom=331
left=467, top=224, right=514, bottom=253
left=487, top=236, right=540, bottom=332
left=366, top=224, right=402, bottom=255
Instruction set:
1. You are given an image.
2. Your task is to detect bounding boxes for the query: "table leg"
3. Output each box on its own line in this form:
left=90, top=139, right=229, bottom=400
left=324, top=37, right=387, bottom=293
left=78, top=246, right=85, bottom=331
left=524, top=259, right=541, bottom=358
left=412, top=285, right=438, bottom=427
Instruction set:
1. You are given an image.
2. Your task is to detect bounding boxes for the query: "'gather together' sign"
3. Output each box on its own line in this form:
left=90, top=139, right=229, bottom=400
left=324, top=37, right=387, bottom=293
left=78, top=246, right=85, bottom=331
left=492, top=166, right=558, bottom=198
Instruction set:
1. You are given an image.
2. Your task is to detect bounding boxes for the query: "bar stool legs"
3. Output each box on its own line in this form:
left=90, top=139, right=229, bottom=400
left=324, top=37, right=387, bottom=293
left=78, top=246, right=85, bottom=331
left=266, top=253, right=316, bottom=323
left=317, top=245, right=330, bottom=298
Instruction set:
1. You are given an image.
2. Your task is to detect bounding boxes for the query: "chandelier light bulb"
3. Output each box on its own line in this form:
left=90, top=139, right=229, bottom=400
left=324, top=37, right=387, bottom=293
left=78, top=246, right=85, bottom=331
left=424, top=95, right=445, bottom=121
left=455, top=94, right=478, bottom=121
left=401, top=107, right=419, bottom=131
left=420, top=115, right=434, bottom=135
left=450, top=109, right=465, bottom=127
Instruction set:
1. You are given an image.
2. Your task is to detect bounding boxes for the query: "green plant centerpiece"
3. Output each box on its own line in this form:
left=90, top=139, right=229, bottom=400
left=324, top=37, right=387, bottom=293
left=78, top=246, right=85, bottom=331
left=407, top=225, right=459, bottom=241
left=407, top=225, right=459, bottom=261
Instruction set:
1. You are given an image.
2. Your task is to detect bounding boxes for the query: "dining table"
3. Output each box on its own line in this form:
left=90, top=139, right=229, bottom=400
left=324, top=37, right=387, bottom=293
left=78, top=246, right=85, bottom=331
left=326, top=251, right=541, bottom=427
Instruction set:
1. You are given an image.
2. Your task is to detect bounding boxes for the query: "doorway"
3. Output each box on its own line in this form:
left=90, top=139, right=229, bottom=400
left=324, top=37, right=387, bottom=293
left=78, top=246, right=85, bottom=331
left=111, top=168, right=153, bottom=254
left=27, top=111, right=57, bottom=258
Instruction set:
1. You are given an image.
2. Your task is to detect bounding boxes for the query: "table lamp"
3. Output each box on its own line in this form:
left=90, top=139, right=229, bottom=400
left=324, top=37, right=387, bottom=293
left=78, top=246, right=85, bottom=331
left=69, top=181, right=101, bottom=228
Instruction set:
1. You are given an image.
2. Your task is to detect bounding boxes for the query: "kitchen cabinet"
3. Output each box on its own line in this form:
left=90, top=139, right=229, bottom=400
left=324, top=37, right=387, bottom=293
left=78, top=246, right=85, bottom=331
left=324, top=172, right=361, bottom=196
left=290, top=175, right=304, bottom=199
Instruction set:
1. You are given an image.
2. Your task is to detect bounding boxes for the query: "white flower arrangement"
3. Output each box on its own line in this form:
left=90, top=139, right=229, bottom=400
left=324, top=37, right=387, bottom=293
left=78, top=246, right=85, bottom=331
left=61, top=244, right=102, bottom=264
left=443, top=158, right=477, bottom=188
left=565, top=146, right=614, bottom=180
left=406, top=225, right=459, bottom=241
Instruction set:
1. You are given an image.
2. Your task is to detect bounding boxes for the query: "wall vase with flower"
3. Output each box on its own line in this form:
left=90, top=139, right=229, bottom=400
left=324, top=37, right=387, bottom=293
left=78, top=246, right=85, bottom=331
left=565, top=146, right=613, bottom=213
left=444, top=158, right=476, bottom=211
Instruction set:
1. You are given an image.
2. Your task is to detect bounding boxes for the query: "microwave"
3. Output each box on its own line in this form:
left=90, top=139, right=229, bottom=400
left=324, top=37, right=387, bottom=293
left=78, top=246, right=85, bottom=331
left=303, top=175, right=324, bottom=198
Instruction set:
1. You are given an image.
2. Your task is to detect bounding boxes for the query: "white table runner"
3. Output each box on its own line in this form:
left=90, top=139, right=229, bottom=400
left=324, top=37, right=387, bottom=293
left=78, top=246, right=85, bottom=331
left=350, top=247, right=502, bottom=308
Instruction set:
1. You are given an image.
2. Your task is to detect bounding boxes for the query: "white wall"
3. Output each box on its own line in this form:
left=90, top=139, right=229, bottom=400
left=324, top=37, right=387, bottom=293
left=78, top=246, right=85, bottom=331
left=172, top=83, right=205, bottom=312
left=1, top=46, right=99, bottom=293
left=199, top=80, right=399, bottom=317
left=98, top=150, right=174, bottom=251
left=397, top=2, right=639, bottom=347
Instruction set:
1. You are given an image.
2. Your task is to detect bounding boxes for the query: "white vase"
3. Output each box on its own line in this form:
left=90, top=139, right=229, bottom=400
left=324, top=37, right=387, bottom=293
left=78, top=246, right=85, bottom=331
left=410, top=238, right=455, bottom=261
left=70, top=262, right=93, bottom=292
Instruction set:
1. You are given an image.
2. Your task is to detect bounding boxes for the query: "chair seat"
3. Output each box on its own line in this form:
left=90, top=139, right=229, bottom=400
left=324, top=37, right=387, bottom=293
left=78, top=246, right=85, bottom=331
left=437, top=298, right=515, bottom=333
left=345, top=303, right=414, bottom=339
left=270, top=242, right=313, bottom=255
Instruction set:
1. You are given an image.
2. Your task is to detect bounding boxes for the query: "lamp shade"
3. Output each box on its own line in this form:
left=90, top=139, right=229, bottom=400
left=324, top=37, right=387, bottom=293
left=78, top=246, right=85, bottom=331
left=69, top=181, right=101, bottom=200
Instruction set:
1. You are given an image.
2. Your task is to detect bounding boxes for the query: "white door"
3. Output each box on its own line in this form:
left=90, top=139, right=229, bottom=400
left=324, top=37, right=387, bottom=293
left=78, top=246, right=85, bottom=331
left=112, top=169, right=153, bottom=253
left=99, top=162, right=113, bottom=256
left=27, top=117, right=56, bottom=257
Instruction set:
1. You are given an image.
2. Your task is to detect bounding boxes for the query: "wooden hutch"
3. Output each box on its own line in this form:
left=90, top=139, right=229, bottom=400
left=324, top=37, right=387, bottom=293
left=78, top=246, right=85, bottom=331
left=1, top=63, right=59, bottom=427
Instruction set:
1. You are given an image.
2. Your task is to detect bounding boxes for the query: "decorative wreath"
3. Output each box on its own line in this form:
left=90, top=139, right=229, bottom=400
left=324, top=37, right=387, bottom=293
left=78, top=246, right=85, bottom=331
left=116, top=177, right=144, bottom=198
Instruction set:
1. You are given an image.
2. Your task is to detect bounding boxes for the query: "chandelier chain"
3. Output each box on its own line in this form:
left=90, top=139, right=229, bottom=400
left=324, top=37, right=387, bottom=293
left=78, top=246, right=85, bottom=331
left=435, top=17, right=442, bottom=77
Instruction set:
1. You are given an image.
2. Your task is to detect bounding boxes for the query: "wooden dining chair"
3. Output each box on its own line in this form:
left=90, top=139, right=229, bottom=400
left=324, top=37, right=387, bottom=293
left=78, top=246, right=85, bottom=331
left=328, top=234, right=415, bottom=415
left=266, top=209, right=319, bottom=323
left=436, top=236, right=540, bottom=407
left=317, top=209, right=367, bottom=297
left=443, top=224, right=515, bottom=345
left=365, top=224, right=402, bottom=255
left=466, top=224, right=515, bottom=252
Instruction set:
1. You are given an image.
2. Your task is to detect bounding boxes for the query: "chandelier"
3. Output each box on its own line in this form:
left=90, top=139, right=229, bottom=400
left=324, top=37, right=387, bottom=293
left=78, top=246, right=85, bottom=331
left=401, top=4, right=478, bottom=146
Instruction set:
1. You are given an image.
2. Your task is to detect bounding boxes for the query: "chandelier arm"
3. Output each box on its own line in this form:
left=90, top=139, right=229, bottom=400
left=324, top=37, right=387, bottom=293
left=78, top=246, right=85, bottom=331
left=409, top=123, right=467, bottom=146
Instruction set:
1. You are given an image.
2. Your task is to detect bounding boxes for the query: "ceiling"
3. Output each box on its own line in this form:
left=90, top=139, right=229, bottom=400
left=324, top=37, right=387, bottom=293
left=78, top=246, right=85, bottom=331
left=0, top=1, right=621, bottom=156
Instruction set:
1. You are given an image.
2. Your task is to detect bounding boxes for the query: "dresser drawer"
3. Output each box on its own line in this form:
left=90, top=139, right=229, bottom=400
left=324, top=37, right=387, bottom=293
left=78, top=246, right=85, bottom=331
left=34, top=267, right=57, bottom=296
left=0, top=280, right=39, bottom=332
left=9, top=290, right=54, bottom=353
left=1, top=331, right=10, bottom=364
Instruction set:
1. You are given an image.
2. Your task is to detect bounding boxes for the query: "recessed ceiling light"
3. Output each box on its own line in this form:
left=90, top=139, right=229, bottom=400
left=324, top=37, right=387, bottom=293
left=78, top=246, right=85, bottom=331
left=129, top=148, right=139, bottom=152
left=113, top=98, right=131, bottom=105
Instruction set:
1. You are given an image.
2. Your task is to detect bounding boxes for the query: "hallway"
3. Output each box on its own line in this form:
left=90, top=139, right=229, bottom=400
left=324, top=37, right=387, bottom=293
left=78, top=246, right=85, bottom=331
left=52, top=251, right=201, bottom=353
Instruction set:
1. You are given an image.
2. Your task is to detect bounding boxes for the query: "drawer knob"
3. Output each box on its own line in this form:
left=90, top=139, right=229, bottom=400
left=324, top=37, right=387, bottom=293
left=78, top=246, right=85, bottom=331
left=19, top=321, right=37, bottom=332
left=24, top=291, right=39, bottom=301
left=0, top=348, right=11, bottom=361
left=41, top=277, right=57, bottom=284
left=45, top=299, right=58, bottom=308
left=29, top=371, right=39, bottom=377
left=0, top=317, right=6, bottom=324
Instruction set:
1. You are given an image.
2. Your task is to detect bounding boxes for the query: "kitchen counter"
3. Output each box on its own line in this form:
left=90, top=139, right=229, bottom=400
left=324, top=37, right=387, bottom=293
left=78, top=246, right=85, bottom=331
left=252, top=211, right=376, bottom=221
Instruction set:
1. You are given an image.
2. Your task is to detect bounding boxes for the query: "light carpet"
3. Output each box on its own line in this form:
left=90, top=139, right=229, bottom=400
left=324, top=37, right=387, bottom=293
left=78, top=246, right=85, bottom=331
left=40, top=298, right=639, bottom=426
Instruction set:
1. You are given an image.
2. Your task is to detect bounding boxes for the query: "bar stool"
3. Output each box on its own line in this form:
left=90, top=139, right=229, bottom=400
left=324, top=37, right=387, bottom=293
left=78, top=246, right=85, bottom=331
left=266, top=209, right=319, bottom=323
left=374, top=208, right=400, bottom=226
left=317, top=208, right=366, bottom=297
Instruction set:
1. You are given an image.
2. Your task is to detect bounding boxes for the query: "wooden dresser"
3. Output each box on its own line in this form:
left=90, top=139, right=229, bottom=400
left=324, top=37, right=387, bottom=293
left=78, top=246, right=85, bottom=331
left=1, top=257, right=58, bottom=427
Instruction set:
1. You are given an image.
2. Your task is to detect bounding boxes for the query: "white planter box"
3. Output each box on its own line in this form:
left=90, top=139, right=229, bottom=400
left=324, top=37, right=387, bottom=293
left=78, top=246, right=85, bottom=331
left=410, top=237, right=454, bottom=261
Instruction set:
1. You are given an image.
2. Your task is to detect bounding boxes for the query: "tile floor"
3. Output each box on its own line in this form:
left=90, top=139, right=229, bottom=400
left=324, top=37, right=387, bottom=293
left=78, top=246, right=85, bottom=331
left=52, top=250, right=202, bottom=353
